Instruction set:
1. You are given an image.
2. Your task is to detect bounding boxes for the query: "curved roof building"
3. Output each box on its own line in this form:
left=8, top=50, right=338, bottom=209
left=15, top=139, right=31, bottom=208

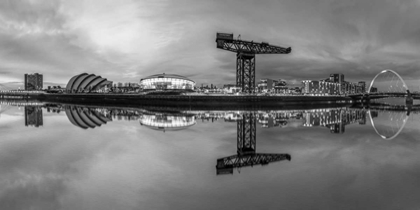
left=65, top=106, right=112, bottom=129
left=140, top=73, right=195, bottom=90
left=66, top=73, right=113, bottom=93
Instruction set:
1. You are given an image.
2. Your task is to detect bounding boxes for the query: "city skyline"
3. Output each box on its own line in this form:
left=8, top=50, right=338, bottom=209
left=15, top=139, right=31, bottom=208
left=1, top=0, right=420, bottom=89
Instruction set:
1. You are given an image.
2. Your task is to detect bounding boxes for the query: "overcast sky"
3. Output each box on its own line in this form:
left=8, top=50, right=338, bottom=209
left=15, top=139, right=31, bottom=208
left=0, top=0, right=419, bottom=89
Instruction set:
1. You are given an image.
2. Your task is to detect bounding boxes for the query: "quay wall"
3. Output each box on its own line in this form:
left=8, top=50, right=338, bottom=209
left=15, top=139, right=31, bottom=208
left=40, top=93, right=354, bottom=108
left=0, top=92, right=357, bottom=110
left=1, top=92, right=354, bottom=106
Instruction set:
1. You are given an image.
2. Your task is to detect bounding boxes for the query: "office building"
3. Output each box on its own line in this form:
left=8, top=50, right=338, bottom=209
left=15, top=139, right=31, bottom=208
left=330, top=74, right=344, bottom=84
left=24, top=73, right=43, bottom=90
left=358, top=81, right=366, bottom=93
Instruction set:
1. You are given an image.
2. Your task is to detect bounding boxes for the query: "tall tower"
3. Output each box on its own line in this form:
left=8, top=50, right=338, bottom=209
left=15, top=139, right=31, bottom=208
left=24, top=73, right=43, bottom=90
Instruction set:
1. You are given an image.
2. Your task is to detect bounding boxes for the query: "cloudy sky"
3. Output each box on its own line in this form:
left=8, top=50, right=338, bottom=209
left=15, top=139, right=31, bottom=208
left=0, top=0, right=419, bottom=89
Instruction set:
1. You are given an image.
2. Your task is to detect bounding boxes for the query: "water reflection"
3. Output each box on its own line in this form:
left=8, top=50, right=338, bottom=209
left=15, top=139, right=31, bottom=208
left=24, top=106, right=43, bottom=127
left=216, top=112, right=291, bottom=175
left=139, top=111, right=196, bottom=132
left=2, top=100, right=419, bottom=140
left=64, top=106, right=112, bottom=129
left=2, top=98, right=419, bottom=142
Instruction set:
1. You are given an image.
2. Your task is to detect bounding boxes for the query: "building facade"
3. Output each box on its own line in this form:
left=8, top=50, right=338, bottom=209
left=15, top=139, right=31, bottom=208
left=257, top=79, right=276, bottom=93
left=257, top=79, right=288, bottom=93
left=330, top=74, right=344, bottom=84
left=24, top=73, right=43, bottom=90
left=302, top=80, right=340, bottom=95
left=302, top=74, right=366, bottom=95
left=358, top=81, right=366, bottom=93
left=223, top=84, right=241, bottom=94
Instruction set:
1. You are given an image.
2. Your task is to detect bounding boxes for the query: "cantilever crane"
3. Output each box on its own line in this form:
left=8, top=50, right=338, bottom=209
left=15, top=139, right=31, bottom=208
left=216, top=113, right=291, bottom=175
left=216, top=33, right=291, bottom=93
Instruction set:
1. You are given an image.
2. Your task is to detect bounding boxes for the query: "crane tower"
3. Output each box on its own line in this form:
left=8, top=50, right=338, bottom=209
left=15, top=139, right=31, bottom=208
left=216, top=33, right=291, bottom=93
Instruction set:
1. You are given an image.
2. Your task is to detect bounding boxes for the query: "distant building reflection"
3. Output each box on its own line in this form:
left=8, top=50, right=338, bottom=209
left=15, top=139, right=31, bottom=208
left=257, top=111, right=302, bottom=128
left=192, top=108, right=376, bottom=134
left=64, top=106, right=112, bottom=129
left=25, top=106, right=43, bottom=127
left=59, top=105, right=197, bottom=131
left=139, top=112, right=196, bottom=132
left=302, top=108, right=368, bottom=134
left=0, top=100, right=398, bottom=139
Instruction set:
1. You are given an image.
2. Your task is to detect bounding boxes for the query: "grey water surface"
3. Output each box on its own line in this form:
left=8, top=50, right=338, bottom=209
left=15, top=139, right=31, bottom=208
left=0, top=102, right=419, bottom=210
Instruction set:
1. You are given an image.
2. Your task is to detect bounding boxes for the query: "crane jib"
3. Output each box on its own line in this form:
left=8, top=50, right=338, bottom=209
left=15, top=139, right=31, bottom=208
left=216, top=38, right=291, bottom=54
left=215, top=32, right=291, bottom=93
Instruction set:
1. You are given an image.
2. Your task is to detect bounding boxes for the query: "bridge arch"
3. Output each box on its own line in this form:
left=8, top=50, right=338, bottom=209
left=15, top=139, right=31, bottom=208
left=368, top=69, right=409, bottom=94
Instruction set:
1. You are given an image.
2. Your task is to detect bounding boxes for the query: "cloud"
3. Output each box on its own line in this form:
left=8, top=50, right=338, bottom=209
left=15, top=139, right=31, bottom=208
left=0, top=0, right=419, bottom=87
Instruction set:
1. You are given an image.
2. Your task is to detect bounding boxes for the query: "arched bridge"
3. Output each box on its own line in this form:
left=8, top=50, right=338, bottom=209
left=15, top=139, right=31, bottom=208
left=351, top=69, right=418, bottom=104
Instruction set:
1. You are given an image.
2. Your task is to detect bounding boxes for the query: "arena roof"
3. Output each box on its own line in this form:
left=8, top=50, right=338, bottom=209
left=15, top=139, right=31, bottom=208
left=140, top=73, right=194, bottom=83
left=66, top=73, right=112, bottom=92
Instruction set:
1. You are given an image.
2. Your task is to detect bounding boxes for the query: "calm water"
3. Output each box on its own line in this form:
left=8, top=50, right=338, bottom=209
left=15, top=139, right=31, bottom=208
left=1, top=100, right=420, bottom=210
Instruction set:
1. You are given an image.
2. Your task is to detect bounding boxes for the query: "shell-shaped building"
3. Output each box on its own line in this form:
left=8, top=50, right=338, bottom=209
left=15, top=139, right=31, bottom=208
left=65, top=106, right=112, bottom=129
left=66, top=73, right=113, bottom=93
left=140, top=73, right=195, bottom=90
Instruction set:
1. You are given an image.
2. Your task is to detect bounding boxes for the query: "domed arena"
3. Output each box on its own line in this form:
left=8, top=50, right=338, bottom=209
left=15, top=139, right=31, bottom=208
left=66, top=73, right=113, bottom=93
left=140, top=73, right=195, bottom=90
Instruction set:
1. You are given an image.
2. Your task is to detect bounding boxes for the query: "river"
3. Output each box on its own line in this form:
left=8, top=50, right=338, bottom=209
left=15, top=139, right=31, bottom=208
left=0, top=101, right=419, bottom=210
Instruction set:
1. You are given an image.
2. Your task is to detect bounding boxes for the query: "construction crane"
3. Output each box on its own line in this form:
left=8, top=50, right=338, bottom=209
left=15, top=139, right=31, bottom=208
left=216, top=113, right=291, bottom=175
left=216, top=33, right=291, bottom=93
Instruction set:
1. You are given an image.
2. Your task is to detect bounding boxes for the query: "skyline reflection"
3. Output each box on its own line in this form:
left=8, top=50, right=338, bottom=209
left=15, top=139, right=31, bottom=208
left=1, top=100, right=417, bottom=141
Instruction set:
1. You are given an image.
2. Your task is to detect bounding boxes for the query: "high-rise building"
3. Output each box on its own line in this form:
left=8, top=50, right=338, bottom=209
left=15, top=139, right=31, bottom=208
left=330, top=74, right=344, bottom=84
left=329, top=74, right=344, bottom=94
left=25, top=106, right=43, bottom=127
left=24, top=73, right=43, bottom=90
left=358, top=81, right=366, bottom=93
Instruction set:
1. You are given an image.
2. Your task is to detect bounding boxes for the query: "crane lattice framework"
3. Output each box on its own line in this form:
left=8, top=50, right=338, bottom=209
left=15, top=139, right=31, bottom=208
left=216, top=113, right=291, bottom=175
left=216, top=33, right=291, bottom=93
